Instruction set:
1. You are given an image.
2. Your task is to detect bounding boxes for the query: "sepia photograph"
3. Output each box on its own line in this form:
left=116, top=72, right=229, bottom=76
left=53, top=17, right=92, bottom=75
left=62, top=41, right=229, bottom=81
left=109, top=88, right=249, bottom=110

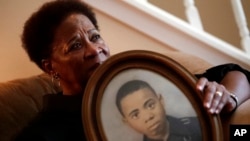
left=101, top=69, right=201, bottom=141
left=82, top=50, right=223, bottom=141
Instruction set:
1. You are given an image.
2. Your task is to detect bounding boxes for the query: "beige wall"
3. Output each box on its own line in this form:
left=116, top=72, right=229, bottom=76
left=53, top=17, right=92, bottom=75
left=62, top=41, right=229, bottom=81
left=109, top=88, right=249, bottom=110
left=149, top=0, right=250, bottom=50
left=1, top=0, right=249, bottom=82
left=0, top=0, right=47, bottom=82
left=0, top=0, right=173, bottom=82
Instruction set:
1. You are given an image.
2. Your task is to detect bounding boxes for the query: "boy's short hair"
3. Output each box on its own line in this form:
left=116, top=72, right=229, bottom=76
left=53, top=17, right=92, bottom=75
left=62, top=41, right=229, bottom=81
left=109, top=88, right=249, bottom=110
left=115, top=80, right=156, bottom=116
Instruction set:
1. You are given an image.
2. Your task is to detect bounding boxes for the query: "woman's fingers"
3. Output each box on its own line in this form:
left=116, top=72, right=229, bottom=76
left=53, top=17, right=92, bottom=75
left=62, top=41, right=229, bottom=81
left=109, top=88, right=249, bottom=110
left=203, top=81, right=219, bottom=113
left=196, top=77, right=212, bottom=109
left=196, top=77, right=231, bottom=114
left=196, top=77, right=208, bottom=92
left=214, top=92, right=230, bottom=114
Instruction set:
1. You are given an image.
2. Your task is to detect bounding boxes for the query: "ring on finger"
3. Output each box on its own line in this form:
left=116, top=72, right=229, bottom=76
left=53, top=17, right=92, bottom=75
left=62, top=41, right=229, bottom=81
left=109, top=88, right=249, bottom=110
left=215, top=91, right=223, bottom=97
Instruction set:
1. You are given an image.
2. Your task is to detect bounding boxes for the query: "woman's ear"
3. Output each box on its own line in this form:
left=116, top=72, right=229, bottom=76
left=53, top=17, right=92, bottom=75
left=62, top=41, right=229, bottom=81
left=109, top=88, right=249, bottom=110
left=41, top=59, right=53, bottom=75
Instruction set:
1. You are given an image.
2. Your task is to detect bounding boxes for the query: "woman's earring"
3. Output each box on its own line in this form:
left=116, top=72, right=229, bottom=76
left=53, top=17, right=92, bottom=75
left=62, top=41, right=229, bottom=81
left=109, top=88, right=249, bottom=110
left=51, top=75, right=54, bottom=83
left=52, top=72, right=60, bottom=87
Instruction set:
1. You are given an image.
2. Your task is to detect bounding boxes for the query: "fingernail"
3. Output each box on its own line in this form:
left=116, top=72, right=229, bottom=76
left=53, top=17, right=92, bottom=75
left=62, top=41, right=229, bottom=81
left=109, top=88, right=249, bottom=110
left=215, top=109, right=219, bottom=114
left=205, top=102, right=210, bottom=108
left=209, top=109, right=214, bottom=114
left=197, top=85, right=203, bottom=91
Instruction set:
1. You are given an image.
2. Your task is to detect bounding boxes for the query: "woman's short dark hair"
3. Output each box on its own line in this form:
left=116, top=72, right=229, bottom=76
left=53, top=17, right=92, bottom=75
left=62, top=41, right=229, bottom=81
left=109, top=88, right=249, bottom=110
left=22, top=0, right=98, bottom=70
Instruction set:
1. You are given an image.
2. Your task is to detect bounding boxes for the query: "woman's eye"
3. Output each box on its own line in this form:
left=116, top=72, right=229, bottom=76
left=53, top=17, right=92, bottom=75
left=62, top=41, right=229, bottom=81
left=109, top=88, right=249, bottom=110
left=91, top=34, right=101, bottom=42
left=70, top=42, right=82, bottom=50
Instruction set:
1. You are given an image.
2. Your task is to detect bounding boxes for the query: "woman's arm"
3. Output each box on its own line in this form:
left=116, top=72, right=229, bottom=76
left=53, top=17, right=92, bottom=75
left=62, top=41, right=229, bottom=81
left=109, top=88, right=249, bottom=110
left=196, top=71, right=250, bottom=114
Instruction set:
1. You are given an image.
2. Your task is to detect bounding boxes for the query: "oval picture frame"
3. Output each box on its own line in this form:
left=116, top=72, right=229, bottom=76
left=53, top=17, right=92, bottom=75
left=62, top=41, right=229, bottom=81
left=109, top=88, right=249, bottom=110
left=82, top=50, right=223, bottom=141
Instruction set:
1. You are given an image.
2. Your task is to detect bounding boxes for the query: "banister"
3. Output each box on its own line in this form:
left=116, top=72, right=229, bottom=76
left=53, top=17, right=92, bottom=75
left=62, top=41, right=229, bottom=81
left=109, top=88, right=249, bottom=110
left=84, top=0, right=250, bottom=70
left=183, top=0, right=203, bottom=30
left=231, top=0, right=250, bottom=54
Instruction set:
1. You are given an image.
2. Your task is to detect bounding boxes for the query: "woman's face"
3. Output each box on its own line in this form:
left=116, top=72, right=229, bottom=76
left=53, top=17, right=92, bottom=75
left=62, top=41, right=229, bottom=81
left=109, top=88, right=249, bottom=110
left=45, top=13, right=110, bottom=94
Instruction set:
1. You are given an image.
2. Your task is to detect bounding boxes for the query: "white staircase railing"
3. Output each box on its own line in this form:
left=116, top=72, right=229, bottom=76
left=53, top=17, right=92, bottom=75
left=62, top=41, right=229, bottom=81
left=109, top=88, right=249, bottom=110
left=231, top=0, right=250, bottom=53
left=147, top=0, right=250, bottom=54
left=84, top=0, right=250, bottom=69
left=183, top=0, right=203, bottom=30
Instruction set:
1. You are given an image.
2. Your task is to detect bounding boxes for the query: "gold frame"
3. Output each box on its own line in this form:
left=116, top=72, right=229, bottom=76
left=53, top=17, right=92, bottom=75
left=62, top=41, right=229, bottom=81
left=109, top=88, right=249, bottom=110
left=82, top=50, right=223, bottom=141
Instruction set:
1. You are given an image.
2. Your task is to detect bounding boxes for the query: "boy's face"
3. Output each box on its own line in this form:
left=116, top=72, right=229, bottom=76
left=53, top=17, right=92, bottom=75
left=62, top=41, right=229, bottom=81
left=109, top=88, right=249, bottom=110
left=120, top=87, right=167, bottom=139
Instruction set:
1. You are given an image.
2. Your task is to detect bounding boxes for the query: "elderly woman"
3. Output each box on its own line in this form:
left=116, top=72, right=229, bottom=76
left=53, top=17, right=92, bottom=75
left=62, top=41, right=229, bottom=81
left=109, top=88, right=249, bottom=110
left=16, top=0, right=250, bottom=141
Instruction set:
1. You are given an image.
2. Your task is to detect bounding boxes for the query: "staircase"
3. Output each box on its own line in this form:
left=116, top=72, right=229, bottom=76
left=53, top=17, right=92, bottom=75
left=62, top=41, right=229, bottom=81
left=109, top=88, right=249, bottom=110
left=84, top=0, right=250, bottom=70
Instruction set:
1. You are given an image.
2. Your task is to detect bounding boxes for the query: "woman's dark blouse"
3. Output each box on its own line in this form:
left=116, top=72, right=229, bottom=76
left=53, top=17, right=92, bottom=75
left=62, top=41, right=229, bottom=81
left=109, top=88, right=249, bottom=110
left=195, top=63, right=250, bottom=82
left=15, top=93, right=85, bottom=141
left=15, top=63, right=250, bottom=141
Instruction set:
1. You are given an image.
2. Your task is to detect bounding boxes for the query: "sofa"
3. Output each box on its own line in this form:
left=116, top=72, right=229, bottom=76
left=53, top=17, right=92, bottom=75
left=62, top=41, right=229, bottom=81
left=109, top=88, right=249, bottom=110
left=0, top=51, right=249, bottom=141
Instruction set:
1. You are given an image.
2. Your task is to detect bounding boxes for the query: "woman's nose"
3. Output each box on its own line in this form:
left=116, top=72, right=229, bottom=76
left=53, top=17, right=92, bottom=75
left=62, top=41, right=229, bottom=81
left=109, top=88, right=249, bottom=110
left=84, top=43, right=101, bottom=59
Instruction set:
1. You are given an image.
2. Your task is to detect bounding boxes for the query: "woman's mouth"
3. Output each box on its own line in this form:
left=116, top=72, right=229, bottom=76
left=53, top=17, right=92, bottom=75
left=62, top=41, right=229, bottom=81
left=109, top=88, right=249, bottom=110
left=90, top=62, right=102, bottom=71
left=88, top=62, right=103, bottom=75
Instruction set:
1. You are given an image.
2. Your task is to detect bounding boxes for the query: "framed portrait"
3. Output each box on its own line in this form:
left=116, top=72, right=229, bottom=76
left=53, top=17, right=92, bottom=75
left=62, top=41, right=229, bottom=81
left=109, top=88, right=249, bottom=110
left=82, top=50, right=223, bottom=141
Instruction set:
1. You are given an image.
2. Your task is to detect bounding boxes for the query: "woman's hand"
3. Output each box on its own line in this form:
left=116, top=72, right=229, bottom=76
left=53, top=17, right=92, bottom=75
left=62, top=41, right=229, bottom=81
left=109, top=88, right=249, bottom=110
left=196, top=77, right=237, bottom=114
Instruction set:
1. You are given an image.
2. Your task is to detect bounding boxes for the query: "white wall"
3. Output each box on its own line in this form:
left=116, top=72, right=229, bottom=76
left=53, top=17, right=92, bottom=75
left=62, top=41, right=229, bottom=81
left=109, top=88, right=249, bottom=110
left=0, top=0, right=174, bottom=82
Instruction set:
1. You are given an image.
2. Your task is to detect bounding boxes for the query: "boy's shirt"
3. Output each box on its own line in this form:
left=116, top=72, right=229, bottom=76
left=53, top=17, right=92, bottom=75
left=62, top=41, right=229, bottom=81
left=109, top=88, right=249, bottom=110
left=143, top=116, right=201, bottom=141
